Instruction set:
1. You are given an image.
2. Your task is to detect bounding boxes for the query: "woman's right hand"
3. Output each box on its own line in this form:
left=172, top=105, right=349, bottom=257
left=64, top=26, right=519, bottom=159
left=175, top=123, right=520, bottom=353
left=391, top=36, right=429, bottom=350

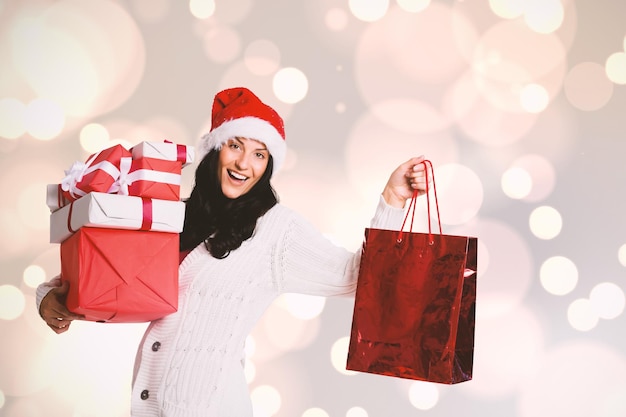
left=39, top=280, right=84, bottom=334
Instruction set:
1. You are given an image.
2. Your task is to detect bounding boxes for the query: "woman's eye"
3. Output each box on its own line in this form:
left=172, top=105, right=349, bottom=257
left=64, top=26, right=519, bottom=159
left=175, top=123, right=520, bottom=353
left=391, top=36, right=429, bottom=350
left=255, top=152, right=266, bottom=159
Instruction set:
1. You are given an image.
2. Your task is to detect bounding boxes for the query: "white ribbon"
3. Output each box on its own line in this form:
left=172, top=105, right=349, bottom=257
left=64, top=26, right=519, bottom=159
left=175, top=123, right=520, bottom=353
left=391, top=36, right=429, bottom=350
left=109, top=157, right=133, bottom=195
left=60, top=150, right=102, bottom=199
left=126, top=169, right=181, bottom=186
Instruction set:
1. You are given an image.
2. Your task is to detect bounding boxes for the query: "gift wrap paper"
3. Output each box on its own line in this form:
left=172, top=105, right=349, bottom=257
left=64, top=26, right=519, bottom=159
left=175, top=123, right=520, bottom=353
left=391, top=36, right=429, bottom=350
left=50, top=192, right=185, bottom=243
left=60, top=228, right=179, bottom=323
left=131, top=140, right=194, bottom=167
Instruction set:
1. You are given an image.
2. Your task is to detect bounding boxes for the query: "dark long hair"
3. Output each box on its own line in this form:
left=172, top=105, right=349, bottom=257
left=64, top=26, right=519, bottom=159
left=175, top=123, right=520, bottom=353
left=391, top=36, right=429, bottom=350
left=179, top=148, right=278, bottom=258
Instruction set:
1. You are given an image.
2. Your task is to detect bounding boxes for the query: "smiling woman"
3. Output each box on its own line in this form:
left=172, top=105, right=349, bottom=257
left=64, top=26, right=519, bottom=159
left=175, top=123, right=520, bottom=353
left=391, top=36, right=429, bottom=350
left=35, top=87, right=429, bottom=416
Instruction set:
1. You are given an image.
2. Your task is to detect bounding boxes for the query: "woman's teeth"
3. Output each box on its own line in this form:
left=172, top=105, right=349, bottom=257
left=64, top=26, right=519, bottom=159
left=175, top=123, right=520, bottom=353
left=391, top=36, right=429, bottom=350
left=228, top=170, right=248, bottom=181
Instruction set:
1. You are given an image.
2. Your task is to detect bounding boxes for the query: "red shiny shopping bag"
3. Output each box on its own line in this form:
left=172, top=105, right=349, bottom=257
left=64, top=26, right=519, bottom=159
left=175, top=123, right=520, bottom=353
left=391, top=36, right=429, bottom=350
left=346, top=160, right=477, bottom=384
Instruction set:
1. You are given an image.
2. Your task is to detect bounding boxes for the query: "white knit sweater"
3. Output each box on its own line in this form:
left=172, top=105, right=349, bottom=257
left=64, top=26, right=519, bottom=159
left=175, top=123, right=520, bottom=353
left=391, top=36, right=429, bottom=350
left=37, top=196, right=404, bottom=416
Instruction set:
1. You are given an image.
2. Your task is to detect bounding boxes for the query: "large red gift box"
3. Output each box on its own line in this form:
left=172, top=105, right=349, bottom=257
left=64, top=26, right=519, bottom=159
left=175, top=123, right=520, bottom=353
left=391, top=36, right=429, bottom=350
left=121, top=157, right=182, bottom=201
left=61, top=144, right=132, bottom=201
left=60, top=227, right=179, bottom=323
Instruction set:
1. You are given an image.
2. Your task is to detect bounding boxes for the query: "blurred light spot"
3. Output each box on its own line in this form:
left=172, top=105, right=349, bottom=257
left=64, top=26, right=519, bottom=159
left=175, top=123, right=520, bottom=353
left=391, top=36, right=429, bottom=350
left=263, top=299, right=320, bottom=351
left=189, top=0, right=216, bottom=19
left=619, top=244, right=626, bottom=267
left=567, top=298, right=598, bottom=331
left=464, top=306, right=544, bottom=399
left=331, top=336, right=357, bottom=376
left=510, top=154, right=556, bottom=202
left=0, top=285, right=25, bottom=320
left=245, top=335, right=256, bottom=358
left=130, top=0, right=170, bottom=23
left=397, top=0, right=431, bottom=13
left=408, top=381, right=439, bottom=410
left=250, top=385, right=281, bottom=416
left=589, top=282, right=625, bottom=320
left=11, top=2, right=145, bottom=118
left=349, top=0, right=389, bottom=22
left=346, top=406, right=369, bottom=417
left=523, top=0, right=564, bottom=34
left=273, top=67, right=308, bottom=104
left=244, top=358, right=256, bottom=384
left=433, top=163, right=483, bottom=225
left=17, top=182, right=49, bottom=231
left=471, top=21, right=566, bottom=114
left=303, top=408, right=330, bottom=417
left=283, top=293, right=326, bottom=319
left=24, top=98, right=65, bottom=140
left=244, top=39, right=280, bottom=76
left=564, top=62, right=614, bottom=111
left=501, top=167, right=532, bottom=199
left=0, top=389, right=4, bottom=408
left=335, top=102, right=347, bottom=113
left=520, top=83, right=549, bottom=113
left=371, top=99, right=449, bottom=134
left=529, top=205, right=562, bottom=240
left=80, top=123, right=111, bottom=154
left=489, top=0, right=524, bottom=19
left=518, top=340, right=626, bottom=416
left=202, top=24, right=241, bottom=63
left=325, top=7, right=349, bottom=31
left=23, top=265, right=46, bottom=289
left=605, top=51, right=626, bottom=85
left=0, top=98, right=26, bottom=139
left=540, top=256, right=578, bottom=295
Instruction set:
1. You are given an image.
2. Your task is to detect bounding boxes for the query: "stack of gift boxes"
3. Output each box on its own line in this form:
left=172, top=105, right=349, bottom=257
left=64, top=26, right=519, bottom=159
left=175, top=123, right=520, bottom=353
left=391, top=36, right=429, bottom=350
left=46, top=141, right=194, bottom=323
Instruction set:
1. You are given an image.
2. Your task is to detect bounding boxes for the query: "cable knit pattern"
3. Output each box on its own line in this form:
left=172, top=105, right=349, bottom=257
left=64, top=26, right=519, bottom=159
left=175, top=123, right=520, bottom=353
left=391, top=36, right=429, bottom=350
left=37, top=196, right=405, bottom=417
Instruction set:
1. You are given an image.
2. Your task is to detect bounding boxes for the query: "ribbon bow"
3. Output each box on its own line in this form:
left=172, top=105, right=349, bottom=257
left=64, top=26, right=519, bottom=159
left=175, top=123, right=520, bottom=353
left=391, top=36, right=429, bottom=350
left=109, top=157, right=133, bottom=195
left=60, top=161, right=89, bottom=198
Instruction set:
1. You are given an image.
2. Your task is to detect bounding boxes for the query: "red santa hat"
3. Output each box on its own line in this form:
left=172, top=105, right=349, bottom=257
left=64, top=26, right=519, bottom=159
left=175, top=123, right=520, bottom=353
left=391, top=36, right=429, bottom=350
left=198, top=87, right=286, bottom=175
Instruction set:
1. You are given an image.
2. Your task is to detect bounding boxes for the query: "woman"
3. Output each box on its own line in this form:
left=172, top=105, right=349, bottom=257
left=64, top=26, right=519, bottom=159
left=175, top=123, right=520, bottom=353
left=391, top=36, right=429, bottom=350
left=37, top=87, right=428, bottom=416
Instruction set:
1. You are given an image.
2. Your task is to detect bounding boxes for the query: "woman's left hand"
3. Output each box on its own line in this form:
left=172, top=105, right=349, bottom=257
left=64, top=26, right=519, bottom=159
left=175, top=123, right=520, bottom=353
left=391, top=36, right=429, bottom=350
left=382, top=156, right=429, bottom=208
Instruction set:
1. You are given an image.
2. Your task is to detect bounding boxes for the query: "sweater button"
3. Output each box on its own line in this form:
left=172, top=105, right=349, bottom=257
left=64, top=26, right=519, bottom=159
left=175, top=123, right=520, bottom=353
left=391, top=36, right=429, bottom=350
left=152, top=341, right=161, bottom=352
left=140, top=390, right=149, bottom=400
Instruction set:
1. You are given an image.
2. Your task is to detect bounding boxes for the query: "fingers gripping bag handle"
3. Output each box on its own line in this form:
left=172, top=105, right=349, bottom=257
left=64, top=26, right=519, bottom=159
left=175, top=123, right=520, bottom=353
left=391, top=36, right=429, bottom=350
left=397, top=159, right=442, bottom=244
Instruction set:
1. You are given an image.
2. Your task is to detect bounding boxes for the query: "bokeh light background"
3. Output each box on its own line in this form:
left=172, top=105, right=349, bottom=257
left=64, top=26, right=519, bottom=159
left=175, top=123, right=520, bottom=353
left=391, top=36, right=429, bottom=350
left=1, top=0, right=625, bottom=416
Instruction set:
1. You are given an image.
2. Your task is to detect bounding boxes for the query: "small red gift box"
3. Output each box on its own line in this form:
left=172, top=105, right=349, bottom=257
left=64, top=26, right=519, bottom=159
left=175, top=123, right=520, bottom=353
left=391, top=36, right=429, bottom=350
left=119, top=158, right=182, bottom=201
left=60, top=227, right=179, bottom=323
left=61, top=144, right=132, bottom=201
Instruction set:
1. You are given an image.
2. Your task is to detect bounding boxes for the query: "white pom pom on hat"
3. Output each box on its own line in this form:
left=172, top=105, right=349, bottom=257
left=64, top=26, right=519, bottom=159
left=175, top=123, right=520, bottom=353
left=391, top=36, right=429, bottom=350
left=198, top=87, right=286, bottom=176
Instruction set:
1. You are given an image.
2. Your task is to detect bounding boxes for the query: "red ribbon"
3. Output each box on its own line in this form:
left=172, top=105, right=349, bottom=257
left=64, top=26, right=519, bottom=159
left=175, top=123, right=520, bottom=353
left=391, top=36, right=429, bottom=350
left=176, top=144, right=187, bottom=164
left=140, top=197, right=153, bottom=230
left=67, top=201, right=76, bottom=233
left=164, top=139, right=187, bottom=164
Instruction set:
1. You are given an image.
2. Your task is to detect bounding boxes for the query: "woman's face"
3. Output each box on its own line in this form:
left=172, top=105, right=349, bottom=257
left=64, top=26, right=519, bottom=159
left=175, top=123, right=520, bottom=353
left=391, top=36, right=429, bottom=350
left=218, top=137, right=270, bottom=199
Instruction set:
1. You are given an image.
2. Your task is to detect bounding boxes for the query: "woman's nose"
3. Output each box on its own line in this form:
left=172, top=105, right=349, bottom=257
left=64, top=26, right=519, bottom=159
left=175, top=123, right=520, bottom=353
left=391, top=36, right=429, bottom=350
left=235, top=152, right=249, bottom=169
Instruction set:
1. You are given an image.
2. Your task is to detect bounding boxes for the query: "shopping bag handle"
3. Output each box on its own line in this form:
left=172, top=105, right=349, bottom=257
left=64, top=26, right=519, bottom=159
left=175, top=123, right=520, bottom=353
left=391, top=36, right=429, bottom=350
left=397, top=159, right=442, bottom=244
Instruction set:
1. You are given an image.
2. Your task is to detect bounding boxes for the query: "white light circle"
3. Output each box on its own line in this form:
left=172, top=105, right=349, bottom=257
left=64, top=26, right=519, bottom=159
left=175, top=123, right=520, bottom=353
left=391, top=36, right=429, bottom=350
left=501, top=167, right=532, bottom=199
left=567, top=298, right=599, bottom=331
left=529, top=205, right=562, bottom=240
left=273, top=67, right=309, bottom=104
left=589, top=282, right=625, bottom=320
left=539, top=256, right=578, bottom=296
left=0, top=285, right=26, bottom=320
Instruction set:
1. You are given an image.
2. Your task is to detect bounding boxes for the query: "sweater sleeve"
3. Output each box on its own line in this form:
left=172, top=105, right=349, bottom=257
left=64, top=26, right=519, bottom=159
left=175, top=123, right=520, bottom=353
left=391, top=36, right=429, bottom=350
left=274, top=195, right=405, bottom=296
left=35, top=275, right=61, bottom=315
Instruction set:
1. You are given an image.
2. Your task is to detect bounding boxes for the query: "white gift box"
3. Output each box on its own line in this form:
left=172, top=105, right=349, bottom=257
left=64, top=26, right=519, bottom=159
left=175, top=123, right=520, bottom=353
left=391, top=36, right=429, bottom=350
left=131, top=141, right=195, bottom=167
left=50, top=192, right=185, bottom=243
